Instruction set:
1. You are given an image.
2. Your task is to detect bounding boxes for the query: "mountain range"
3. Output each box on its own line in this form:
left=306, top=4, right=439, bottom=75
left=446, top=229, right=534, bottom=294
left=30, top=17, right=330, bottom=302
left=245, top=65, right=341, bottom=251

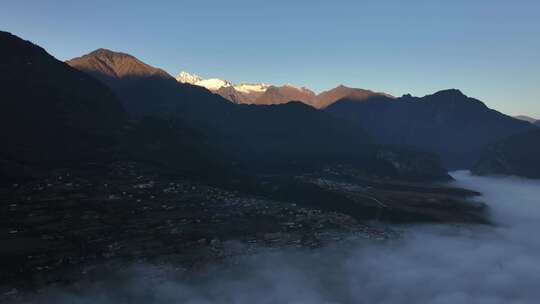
left=67, top=49, right=454, bottom=177
left=176, top=71, right=392, bottom=108
left=326, top=91, right=536, bottom=168
left=0, top=32, right=125, bottom=170
left=0, top=32, right=225, bottom=181
left=67, top=46, right=445, bottom=179
left=515, top=115, right=540, bottom=127
left=2, top=32, right=502, bottom=292
left=2, top=30, right=539, bottom=182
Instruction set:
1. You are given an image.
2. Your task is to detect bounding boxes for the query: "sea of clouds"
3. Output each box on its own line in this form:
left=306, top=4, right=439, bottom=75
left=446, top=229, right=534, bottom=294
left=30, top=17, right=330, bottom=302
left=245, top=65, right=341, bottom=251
left=34, top=171, right=540, bottom=304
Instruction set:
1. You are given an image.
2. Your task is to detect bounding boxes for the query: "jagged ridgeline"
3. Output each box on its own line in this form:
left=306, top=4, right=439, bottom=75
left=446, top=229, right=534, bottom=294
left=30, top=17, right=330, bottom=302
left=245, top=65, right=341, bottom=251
left=0, top=31, right=451, bottom=182
left=67, top=47, right=449, bottom=179
left=176, top=70, right=392, bottom=109
left=326, top=91, right=535, bottom=169
left=0, top=32, right=219, bottom=181
left=473, top=129, right=540, bottom=179
left=0, top=31, right=125, bottom=179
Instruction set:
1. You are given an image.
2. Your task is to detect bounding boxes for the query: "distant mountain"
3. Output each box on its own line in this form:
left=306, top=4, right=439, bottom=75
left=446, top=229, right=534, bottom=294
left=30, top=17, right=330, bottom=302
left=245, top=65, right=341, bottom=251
left=68, top=50, right=370, bottom=167
left=0, top=31, right=125, bottom=176
left=514, top=115, right=537, bottom=123
left=473, top=129, right=540, bottom=179
left=175, top=70, right=390, bottom=108
left=314, top=85, right=391, bottom=109
left=195, top=78, right=234, bottom=91
left=176, top=71, right=270, bottom=104
left=176, top=71, right=203, bottom=84
left=0, top=32, right=224, bottom=181
left=70, top=48, right=171, bottom=79
left=215, top=83, right=270, bottom=104
left=234, top=83, right=272, bottom=94
left=68, top=51, right=233, bottom=119
left=254, top=84, right=317, bottom=106
left=251, top=84, right=391, bottom=109
left=326, top=89, right=535, bottom=168
left=68, top=49, right=449, bottom=179
left=514, top=115, right=540, bottom=128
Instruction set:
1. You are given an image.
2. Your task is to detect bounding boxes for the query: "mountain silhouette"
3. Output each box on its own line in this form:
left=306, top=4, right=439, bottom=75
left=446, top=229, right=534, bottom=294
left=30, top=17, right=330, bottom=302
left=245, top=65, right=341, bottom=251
left=326, top=89, right=535, bottom=168
left=0, top=31, right=125, bottom=179
left=214, top=85, right=267, bottom=104
left=514, top=115, right=537, bottom=124
left=67, top=49, right=232, bottom=118
left=175, top=71, right=390, bottom=108
left=67, top=48, right=449, bottom=179
left=473, top=129, right=540, bottom=179
left=250, top=84, right=390, bottom=109
left=253, top=85, right=317, bottom=106
left=0, top=32, right=228, bottom=181
left=314, top=85, right=391, bottom=109
left=67, top=49, right=369, bottom=171
left=514, top=115, right=539, bottom=128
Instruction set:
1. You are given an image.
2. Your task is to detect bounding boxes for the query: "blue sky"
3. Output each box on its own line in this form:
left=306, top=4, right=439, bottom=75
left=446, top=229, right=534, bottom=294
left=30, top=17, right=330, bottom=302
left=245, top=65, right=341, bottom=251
left=3, top=0, right=539, bottom=117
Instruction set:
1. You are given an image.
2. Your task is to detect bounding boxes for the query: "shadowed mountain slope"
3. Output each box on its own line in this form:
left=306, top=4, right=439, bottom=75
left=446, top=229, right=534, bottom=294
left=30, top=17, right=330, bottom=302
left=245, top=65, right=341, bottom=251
left=314, top=85, right=391, bottom=109
left=68, top=49, right=371, bottom=171
left=67, top=50, right=233, bottom=118
left=250, top=84, right=390, bottom=109
left=0, top=32, right=227, bottom=182
left=67, top=49, right=450, bottom=179
left=0, top=31, right=125, bottom=173
left=326, top=90, right=535, bottom=168
left=473, top=129, right=540, bottom=179
left=176, top=72, right=391, bottom=108
left=514, top=115, right=537, bottom=124
left=253, top=85, right=317, bottom=106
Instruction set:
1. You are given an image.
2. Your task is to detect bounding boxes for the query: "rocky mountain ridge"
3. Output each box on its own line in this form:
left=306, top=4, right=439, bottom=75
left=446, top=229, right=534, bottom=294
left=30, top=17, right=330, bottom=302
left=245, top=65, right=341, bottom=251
left=514, top=115, right=540, bottom=127
left=326, top=89, right=536, bottom=169
left=473, top=129, right=540, bottom=179
left=176, top=71, right=391, bottom=108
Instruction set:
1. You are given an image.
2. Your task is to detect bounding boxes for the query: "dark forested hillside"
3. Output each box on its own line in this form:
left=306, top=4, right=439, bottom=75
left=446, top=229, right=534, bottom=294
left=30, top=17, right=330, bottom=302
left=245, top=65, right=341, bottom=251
left=68, top=50, right=393, bottom=173
left=473, top=129, right=540, bottom=179
left=0, top=31, right=125, bottom=179
left=66, top=48, right=454, bottom=179
left=326, top=90, right=535, bottom=168
left=0, top=32, right=224, bottom=182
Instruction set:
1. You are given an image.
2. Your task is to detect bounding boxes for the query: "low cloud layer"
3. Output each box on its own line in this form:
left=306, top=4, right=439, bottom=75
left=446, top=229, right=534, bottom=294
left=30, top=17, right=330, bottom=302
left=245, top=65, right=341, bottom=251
left=35, top=172, right=540, bottom=303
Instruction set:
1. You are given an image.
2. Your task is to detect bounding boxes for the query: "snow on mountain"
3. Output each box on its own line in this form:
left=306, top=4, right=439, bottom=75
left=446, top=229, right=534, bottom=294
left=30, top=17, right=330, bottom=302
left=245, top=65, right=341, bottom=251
left=195, top=78, right=233, bottom=91
left=174, top=70, right=390, bottom=108
left=283, top=83, right=313, bottom=93
left=234, top=83, right=270, bottom=93
left=176, top=70, right=268, bottom=94
left=514, top=115, right=538, bottom=124
left=176, top=71, right=233, bottom=91
left=175, top=71, right=202, bottom=85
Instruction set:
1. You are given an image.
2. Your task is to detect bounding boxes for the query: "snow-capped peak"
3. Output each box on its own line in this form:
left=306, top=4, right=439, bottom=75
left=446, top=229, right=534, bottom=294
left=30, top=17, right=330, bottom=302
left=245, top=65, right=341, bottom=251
left=196, top=78, right=233, bottom=91
left=176, top=71, right=202, bottom=85
left=176, top=70, right=233, bottom=91
left=176, top=70, right=315, bottom=97
left=234, top=83, right=270, bottom=93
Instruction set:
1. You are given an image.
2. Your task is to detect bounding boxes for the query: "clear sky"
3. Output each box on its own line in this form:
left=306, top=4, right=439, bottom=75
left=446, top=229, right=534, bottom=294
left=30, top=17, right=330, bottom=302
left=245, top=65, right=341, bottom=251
left=3, top=0, right=539, bottom=117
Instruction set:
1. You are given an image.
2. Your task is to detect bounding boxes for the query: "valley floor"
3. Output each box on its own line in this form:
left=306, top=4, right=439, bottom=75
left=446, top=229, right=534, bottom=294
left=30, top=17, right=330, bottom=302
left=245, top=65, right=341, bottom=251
left=0, top=162, right=486, bottom=302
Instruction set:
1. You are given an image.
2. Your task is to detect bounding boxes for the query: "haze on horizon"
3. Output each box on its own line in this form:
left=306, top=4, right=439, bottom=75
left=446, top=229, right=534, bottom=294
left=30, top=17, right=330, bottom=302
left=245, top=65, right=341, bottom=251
left=2, top=0, right=539, bottom=117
